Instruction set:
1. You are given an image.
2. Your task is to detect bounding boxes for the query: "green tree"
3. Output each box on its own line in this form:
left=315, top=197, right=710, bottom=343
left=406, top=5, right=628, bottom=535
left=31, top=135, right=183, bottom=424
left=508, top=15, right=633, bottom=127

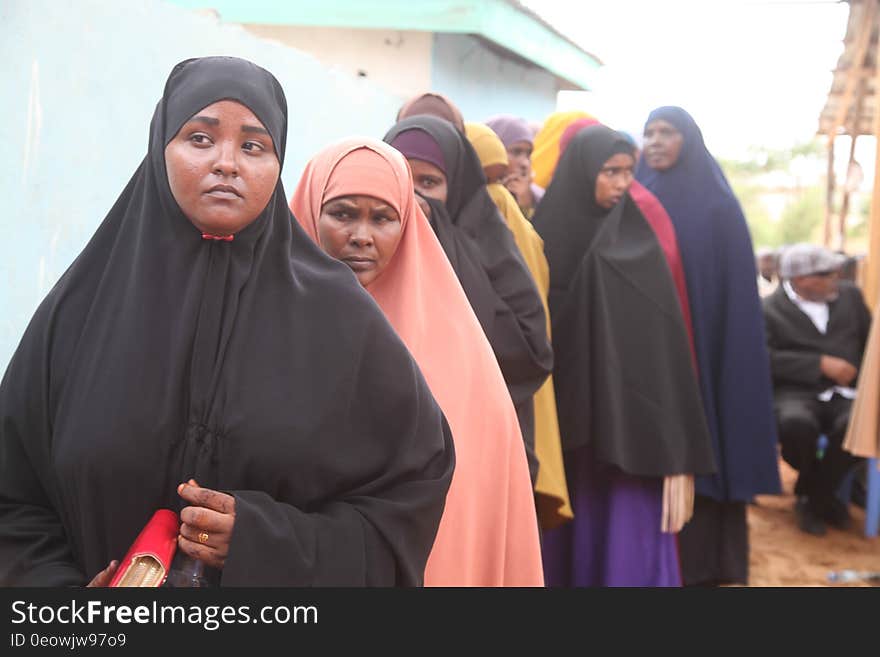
left=719, top=138, right=829, bottom=249
left=777, top=187, right=824, bottom=246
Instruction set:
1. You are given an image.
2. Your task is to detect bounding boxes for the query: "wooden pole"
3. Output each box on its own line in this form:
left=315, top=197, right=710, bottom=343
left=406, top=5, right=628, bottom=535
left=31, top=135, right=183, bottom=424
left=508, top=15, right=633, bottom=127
left=838, top=73, right=866, bottom=251
left=863, top=33, right=880, bottom=311
left=826, top=134, right=836, bottom=247
left=838, top=134, right=860, bottom=252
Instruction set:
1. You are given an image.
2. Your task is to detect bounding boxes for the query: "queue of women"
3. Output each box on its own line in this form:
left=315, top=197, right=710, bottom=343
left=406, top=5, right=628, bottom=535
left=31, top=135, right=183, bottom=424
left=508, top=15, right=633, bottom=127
left=0, top=56, right=780, bottom=587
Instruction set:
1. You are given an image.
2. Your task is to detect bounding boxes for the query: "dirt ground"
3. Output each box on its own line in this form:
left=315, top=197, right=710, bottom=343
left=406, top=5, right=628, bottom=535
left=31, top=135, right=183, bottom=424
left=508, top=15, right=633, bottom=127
left=746, top=458, right=880, bottom=587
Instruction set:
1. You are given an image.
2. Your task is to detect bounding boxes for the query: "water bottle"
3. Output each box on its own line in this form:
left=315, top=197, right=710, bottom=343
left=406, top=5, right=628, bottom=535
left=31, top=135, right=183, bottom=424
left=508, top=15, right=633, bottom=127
left=816, top=435, right=829, bottom=461
left=827, top=569, right=880, bottom=583
left=164, top=553, right=220, bottom=587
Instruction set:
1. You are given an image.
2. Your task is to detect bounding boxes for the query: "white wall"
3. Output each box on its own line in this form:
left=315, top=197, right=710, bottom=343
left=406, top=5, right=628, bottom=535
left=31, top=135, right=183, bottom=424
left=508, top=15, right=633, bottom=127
left=430, top=33, right=563, bottom=125
left=243, top=25, right=433, bottom=100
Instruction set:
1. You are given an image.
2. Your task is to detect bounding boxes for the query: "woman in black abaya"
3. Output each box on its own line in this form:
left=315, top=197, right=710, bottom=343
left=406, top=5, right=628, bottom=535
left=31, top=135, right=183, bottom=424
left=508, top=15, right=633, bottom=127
left=534, top=125, right=715, bottom=586
left=0, top=56, right=454, bottom=587
left=384, top=116, right=553, bottom=485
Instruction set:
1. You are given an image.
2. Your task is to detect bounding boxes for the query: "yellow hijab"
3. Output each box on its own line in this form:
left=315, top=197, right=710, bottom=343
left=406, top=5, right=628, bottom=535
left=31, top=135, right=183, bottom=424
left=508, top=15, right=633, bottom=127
left=531, top=110, right=594, bottom=188
left=465, top=122, right=573, bottom=528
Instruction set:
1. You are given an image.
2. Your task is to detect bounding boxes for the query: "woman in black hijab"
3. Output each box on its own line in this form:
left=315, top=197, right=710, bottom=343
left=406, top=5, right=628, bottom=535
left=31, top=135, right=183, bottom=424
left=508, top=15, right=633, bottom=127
left=0, top=56, right=454, bottom=587
left=384, top=115, right=552, bottom=485
left=533, top=125, right=715, bottom=586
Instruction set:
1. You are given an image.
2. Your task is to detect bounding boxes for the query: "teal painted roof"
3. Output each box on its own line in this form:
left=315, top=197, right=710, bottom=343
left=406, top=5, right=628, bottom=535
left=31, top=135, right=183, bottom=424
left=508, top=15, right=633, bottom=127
left=167, top=0, right=602, bottom=90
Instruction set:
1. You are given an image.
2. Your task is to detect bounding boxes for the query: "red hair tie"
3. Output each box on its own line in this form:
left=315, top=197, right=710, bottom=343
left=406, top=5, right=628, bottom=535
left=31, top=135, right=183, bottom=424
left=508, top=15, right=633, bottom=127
left=201, top=233, right=234, bottom=242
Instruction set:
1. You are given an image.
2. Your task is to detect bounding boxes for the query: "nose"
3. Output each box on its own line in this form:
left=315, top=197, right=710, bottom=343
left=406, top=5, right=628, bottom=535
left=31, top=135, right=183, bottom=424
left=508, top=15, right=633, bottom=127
left=349, top=221, right=373, bottom=247
left=212, top=140, right=239, bottom=177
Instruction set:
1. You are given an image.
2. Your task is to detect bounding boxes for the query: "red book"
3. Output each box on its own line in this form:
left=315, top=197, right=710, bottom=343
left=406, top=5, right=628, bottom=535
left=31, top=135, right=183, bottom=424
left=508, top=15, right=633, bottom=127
left=109, top=509, right=179, bottom=587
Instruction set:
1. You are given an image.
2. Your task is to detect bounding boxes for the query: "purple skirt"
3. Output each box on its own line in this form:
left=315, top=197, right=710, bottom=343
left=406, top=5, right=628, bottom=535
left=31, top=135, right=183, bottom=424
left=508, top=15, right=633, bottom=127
left=542, top=446, right=682, bottom=587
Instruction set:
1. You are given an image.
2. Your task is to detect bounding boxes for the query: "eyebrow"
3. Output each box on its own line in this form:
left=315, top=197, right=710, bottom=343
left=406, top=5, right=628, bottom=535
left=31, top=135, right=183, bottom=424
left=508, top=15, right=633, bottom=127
left=190, top=115, right=219, bottom=126
left=188, top=115, right=270, bottom=136
left=325, top=198, right=395, bottom=212
left=242, top=125, right=270, bottom=136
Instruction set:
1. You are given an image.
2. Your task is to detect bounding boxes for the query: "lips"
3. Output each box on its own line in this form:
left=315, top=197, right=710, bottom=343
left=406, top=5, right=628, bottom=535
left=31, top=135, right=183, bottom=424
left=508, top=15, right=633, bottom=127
left=205, top=184, right=242, bottom=199
left=342, top=256, right=375, bottom=271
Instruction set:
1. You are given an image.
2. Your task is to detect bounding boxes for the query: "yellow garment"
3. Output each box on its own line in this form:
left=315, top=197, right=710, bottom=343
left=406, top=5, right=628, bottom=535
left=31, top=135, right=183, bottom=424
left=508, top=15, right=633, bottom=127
left=464, top=122, right=509, bottom=168
left=487, top=181, right=574, bottom=528
left=531, top=110, right=593, bottom=189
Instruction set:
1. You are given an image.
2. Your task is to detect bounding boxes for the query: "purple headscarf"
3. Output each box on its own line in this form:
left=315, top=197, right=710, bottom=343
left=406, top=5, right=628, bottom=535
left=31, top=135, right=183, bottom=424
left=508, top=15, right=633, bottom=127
left=389, top=128, right=447, bottom=174
left=485, top=115, right=534, bottom=148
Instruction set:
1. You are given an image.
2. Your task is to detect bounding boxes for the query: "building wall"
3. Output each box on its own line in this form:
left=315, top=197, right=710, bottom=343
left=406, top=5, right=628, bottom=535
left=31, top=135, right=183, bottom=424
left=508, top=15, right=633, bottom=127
left=0, top=0, right=401, bottom=373
left=241, top=27, right=564, bottom=125
left=430, top=33, right=562, bottom=125
left=242, top=25, right=432, bottom=100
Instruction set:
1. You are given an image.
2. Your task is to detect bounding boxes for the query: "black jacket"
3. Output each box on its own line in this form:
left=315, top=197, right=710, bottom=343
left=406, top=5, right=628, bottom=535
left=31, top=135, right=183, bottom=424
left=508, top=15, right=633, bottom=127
left=763, top=281, right=871, bottom=399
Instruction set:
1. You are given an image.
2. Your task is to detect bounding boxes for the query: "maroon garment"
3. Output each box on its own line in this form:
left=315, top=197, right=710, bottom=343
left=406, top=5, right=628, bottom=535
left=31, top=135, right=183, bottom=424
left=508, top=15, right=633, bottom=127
left=629, top=180, right=696, bottom=368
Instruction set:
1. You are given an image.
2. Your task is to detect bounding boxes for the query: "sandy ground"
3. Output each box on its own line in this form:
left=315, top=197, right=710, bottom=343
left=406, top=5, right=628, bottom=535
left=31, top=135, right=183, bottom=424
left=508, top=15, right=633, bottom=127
left=746, top=458, right=880, bottom=586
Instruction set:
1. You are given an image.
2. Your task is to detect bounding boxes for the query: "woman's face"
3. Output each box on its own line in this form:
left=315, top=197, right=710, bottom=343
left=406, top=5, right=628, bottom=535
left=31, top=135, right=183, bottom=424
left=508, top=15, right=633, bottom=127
left=642, top=119, right=683, bottom=171
left=594, top=152, right=635, bottom=209
left=318, top=195, right=403, bottom=287
left=506, top=140, right=533, bottom=177
left=483, top=162, right=509, bottom=184
left=408, top=159, right=449, bottom=205
left=165, top=100, right=280, bottom=236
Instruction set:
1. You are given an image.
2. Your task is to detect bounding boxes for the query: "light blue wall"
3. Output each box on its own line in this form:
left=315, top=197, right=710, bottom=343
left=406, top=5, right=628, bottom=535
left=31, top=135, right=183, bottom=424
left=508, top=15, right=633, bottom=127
left=430, top=33, right=560, bottom=125
left=0, top=0, right=401, bottom=374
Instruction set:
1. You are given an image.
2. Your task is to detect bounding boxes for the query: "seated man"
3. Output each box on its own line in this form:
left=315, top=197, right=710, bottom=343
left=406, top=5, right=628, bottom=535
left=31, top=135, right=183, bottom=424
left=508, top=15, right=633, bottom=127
left=763, top=243, right=871, bottom=535
left=756, top=247, right=779, bottom=298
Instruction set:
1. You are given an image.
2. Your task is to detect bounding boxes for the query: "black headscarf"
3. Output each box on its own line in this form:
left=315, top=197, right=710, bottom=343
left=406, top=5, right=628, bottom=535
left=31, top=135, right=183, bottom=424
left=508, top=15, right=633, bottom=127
left=533, top=125, right=715, bottom=477
left=0, top=56, right=454, bottom=586
left=384, top=115, right=553, bottom=484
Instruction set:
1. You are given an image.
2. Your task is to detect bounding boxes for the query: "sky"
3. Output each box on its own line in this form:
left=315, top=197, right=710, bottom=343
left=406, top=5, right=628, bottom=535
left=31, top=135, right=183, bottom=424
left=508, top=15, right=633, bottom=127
left=523, top=0, right=853, bottom=161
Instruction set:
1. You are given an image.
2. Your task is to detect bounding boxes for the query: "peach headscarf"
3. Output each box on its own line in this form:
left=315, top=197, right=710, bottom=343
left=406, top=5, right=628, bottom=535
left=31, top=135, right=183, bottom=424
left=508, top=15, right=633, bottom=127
left=291, top=138, right=543, bottom=586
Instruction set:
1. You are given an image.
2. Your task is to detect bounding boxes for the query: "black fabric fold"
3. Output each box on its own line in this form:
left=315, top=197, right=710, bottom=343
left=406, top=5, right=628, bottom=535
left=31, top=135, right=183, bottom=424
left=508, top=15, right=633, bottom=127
left=0, top=56, right=454, bottom=587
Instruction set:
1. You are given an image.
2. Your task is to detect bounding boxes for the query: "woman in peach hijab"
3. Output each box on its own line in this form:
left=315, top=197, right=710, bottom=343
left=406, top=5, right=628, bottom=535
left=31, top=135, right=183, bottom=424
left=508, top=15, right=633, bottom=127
left=290, top=137, right=544, bottom=586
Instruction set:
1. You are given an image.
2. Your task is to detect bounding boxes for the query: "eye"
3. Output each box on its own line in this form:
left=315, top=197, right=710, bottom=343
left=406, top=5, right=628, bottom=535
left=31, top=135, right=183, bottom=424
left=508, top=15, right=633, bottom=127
left=328, top=209, right=352, bottom=220
left=374, top=212, right=399, bottom=224
left=189, top=133, right=213, bottom=147
left=242, top=140, right=266, bottom=153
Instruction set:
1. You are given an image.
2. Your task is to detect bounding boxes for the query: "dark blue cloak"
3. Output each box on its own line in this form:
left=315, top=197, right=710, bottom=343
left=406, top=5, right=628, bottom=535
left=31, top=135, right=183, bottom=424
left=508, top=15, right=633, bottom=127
left=635, top=106, right=781, bottom=501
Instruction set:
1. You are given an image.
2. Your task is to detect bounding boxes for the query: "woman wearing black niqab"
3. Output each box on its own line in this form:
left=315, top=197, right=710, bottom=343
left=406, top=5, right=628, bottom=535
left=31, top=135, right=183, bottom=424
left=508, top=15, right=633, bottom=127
left=0, top=56, right=454, bottom=587
left=384, top=115, right=553, bottom=485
